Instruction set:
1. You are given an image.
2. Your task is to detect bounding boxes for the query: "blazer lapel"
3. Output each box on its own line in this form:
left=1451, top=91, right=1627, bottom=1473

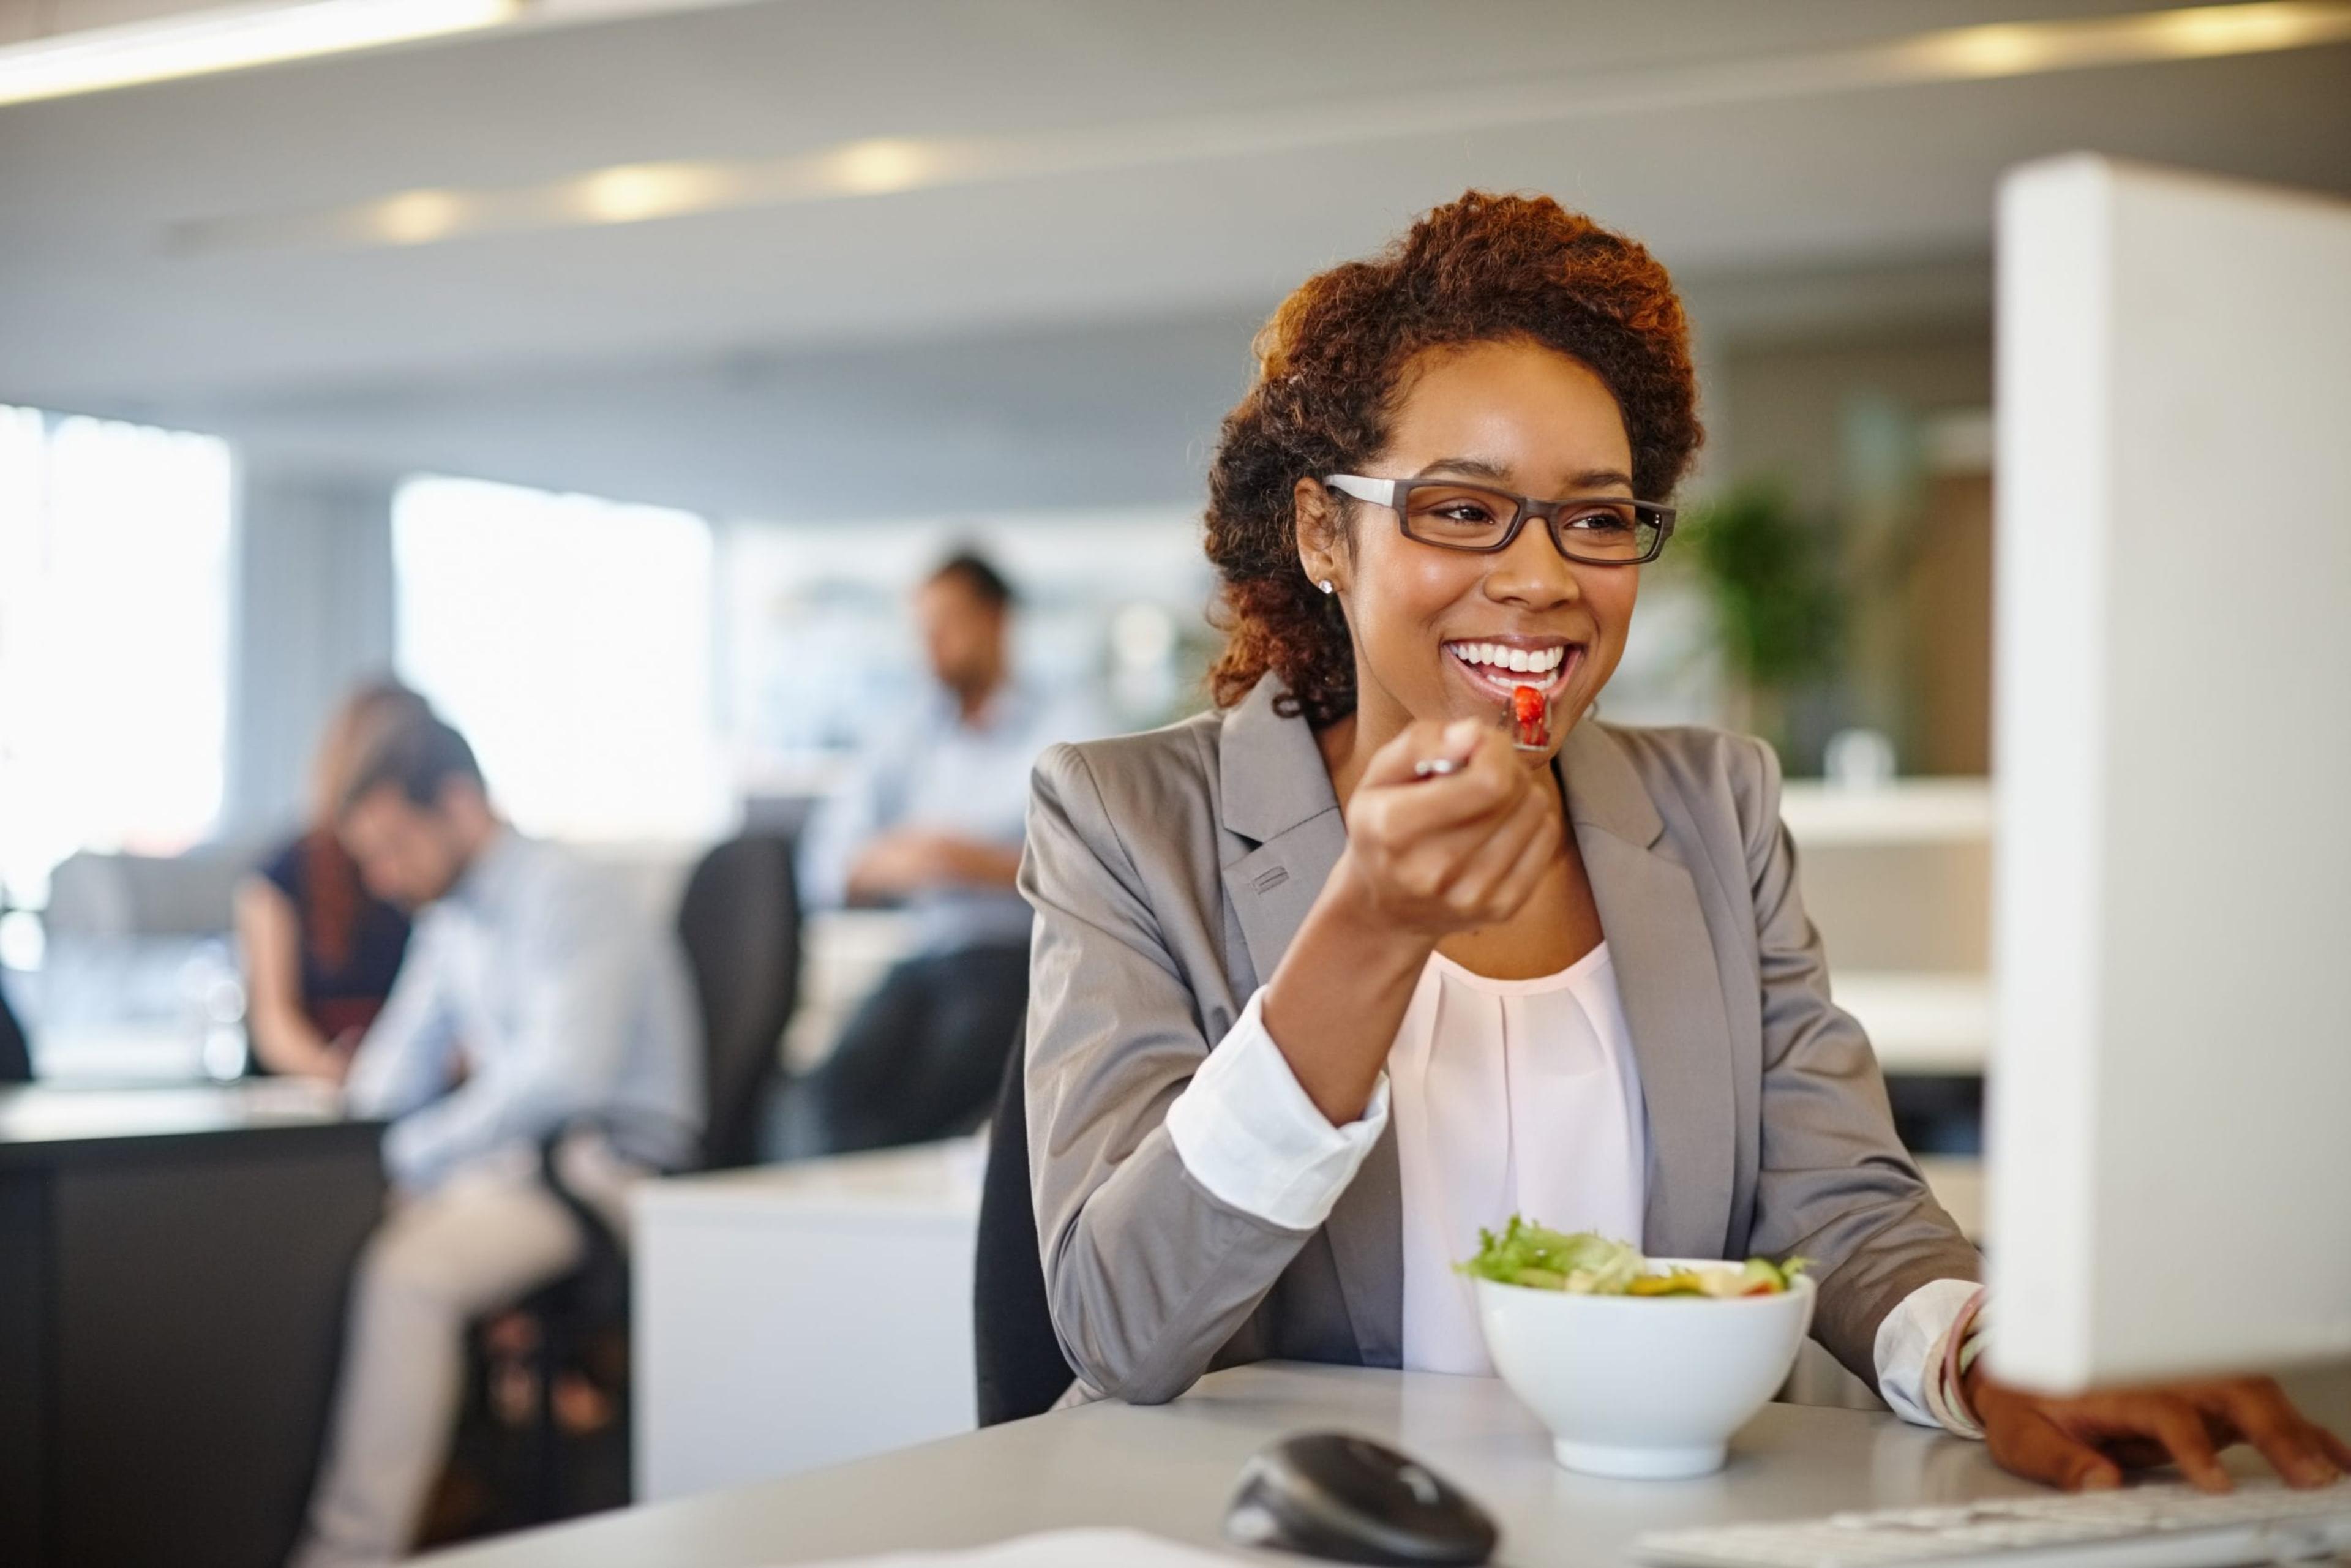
left=1557, top=722, right=1739, bottom=1260
left=1217, top=678, right=1347, bottom=986
left=1214, top=680, right=1404, bottom=1367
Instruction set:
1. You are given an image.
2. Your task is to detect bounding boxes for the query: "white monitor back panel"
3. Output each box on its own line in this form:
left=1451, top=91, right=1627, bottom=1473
left=1989, top=155, right=2351, bottom=1392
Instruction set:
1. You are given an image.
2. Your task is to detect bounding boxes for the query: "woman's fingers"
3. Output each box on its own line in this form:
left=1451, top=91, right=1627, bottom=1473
left=1387, top=781, right=1547, bottom=909
left=1361, top=731, right=1535, bottom=852
left=1435, top=781, right=1560, bottom=919
left=1986, top=1403, right=2124, bottom=1492
left=1348, top=720, right=1567, bottom=929
left=1362, top=752, right=1521, bottom=844
left=1353, top=793, right=1510, bottom=901
left=2099, top=1438, right=2175, bottom=1472
left=2207, top=1382, right=2345, bottom=1487
left=2138, top=1402, right=2232, bottom=1492
left=1479, top=797, right=1567, bottom=917
left=2312, top=1417, right=2351, bottom=1472
left=1363, top=718, right=1487, bottom=789
left=1984, top=1377, right=2351, bottom=1495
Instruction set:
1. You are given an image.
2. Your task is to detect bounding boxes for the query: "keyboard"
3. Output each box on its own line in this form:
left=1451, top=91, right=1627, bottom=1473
left=1634, top=1479, right=2351, bottom=1568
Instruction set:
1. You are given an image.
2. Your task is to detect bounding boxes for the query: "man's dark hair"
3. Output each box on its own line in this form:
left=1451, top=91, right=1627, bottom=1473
left=339, top=710, right=486, bottom=819
left=927, top=549, right=1016, bottom=610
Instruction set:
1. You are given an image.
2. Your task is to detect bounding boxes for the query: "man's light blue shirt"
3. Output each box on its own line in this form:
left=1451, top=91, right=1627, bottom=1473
left=797, top=678, right=1103, bottom=956
left=345, top=830, right=705, bottom=1190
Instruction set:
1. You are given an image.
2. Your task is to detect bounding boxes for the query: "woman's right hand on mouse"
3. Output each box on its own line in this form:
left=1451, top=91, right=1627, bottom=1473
left=1330, top=718, right=1564, bottom=939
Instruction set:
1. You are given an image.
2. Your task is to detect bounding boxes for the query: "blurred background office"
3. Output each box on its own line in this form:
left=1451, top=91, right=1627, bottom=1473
left=2, top=1, right=2347, bottom=1563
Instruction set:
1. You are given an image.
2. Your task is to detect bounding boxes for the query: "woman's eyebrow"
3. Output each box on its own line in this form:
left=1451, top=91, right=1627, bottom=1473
left=1412, top=455, right=1515, bottom=481
left=1412, top=456, right=1636, bottom=492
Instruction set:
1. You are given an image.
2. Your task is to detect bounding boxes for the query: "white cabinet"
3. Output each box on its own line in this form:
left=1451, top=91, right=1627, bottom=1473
left=632, top=1139, right=984, bottom=1501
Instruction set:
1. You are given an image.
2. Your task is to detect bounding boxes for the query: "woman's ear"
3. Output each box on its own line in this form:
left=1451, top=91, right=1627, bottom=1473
left=1293, top=476, right=1344, bottom=596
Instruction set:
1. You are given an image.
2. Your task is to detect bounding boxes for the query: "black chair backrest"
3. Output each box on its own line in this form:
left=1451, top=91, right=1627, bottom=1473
left=973, top=1037, right=1076, bottom=1424
left=0, top=981, right=29, bottom=1082
left=675, top=833, right=801, bottom=1171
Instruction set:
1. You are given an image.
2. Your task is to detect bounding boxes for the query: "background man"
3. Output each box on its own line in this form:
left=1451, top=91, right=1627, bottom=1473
left=793, top=550, right=1099, bottom=1152
left=292, top=711, right=702, bottom=1568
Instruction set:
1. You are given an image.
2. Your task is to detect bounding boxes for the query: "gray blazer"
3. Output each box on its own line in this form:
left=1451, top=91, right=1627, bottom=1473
left=1019, top=677, right=1979, bottom=1405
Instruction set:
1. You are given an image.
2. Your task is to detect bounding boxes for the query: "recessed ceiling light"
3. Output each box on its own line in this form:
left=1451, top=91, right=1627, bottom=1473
left=827, top=139, right=941, bottom=198
left=572, top=163, right=741, bottom=227
left=0, top=0, right=524, bottom=108
left=373, top=189, right=471, bottom=247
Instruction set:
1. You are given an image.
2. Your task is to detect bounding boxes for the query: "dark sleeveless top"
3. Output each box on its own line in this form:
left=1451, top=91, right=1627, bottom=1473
left=257, top=831, right=411, bottom=1056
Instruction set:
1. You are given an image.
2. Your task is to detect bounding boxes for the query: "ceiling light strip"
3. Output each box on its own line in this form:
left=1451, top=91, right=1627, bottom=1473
left=0, top=0, right=523, bottom=108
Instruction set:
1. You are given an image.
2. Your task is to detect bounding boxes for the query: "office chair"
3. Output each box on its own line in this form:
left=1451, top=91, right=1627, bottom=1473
left=676, top=831, right=803, bottom=1171
left=973, top=1038, right=1076, bottom=1424
left=1, top=981, right=30, bottom=1082
left=485, top=833, right=804, bottom=1525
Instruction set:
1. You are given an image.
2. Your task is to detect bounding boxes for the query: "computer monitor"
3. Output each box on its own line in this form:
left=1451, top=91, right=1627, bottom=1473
left=1985, top=154, right=2351, bottom=1394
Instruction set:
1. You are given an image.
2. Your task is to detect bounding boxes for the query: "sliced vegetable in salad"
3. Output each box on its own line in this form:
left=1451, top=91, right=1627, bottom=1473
left=1458, top=1218, right=1807, bottom=1298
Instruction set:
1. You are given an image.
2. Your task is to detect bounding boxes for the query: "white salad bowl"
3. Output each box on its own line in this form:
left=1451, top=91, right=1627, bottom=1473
left=1474, top=1262, right=1817, bottom=1480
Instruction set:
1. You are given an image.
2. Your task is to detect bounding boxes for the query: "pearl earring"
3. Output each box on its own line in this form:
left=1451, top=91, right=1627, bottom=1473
left=1319, top=579, right=1335, bottom=595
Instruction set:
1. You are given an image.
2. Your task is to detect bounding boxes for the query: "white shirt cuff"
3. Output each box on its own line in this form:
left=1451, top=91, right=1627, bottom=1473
left=1873, top=1276, right=1984, bottom=1430
left=1164, top=986, right=1390, bottom=1233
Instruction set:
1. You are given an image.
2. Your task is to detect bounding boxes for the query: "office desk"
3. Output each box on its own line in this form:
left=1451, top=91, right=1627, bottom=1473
left=423, top=1360, right=2351, bottom=1567
left=0, top=1081, right=386, bottom=1568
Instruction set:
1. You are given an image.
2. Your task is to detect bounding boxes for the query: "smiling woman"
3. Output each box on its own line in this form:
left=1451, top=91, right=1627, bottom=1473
left=1012, top=187, right=2350, bottom=1493
left=1205, top=191, right=1701, bottom=731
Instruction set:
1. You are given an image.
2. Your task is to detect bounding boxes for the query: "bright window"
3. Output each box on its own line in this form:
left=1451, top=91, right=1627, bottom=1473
left=391, top=475, right=725, bottom=842
left=0, top=405, right=235, bottom=913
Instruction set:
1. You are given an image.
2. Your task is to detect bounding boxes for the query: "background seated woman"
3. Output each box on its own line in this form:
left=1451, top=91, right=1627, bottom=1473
left=236, top=680, right=429, bottom=1080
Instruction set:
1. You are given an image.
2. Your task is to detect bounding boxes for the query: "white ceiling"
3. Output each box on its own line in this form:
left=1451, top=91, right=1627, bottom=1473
left=1, top=0, right=2345, bottom=506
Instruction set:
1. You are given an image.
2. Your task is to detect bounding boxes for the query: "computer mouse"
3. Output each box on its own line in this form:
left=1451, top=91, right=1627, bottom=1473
left=1223, top=1430, right=1500, bottom=1565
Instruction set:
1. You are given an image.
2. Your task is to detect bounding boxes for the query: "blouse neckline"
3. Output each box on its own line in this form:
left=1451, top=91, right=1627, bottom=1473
left=1423, top=940, right=1611, bottom=997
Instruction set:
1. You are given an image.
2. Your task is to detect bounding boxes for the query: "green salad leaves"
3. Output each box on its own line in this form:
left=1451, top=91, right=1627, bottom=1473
left=1458, top=1217, right=1807, bottom=1298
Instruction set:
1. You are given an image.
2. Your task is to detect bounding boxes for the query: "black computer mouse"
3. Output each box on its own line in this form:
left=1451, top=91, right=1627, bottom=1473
left=1223, top=1430, right=1500, bottom=1565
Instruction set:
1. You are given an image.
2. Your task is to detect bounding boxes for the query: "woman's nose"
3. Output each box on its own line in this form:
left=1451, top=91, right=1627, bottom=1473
left=1483, top=522, right=1583, bottom=610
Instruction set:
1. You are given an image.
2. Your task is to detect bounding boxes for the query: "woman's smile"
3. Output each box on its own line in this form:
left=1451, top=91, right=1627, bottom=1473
left=1441, top=635, right=1583, bottom=712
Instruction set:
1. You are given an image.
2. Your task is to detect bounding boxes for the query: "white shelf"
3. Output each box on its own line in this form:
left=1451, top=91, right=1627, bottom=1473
left=1834, top=970, right=1989, bottom=1074
left=1778, top=778, right=1992, bottom=846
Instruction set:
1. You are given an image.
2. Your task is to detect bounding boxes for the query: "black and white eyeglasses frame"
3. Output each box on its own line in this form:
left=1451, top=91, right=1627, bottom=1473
left=1321, top=473, right=1676, bottom=566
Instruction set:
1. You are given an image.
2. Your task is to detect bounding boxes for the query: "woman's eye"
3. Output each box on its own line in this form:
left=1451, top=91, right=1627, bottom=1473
left=1565, top=508, right=1633, bottom=533
left=1429, top=501, right=1499, bottom=525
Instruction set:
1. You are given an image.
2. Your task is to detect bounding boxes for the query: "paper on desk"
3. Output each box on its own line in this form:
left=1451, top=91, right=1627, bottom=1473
left=773, top=1527, right=1241, bottom=1567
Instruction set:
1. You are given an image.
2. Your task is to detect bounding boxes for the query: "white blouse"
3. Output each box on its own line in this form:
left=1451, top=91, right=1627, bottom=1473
left=1389, top=945, right=1646, bottom=1375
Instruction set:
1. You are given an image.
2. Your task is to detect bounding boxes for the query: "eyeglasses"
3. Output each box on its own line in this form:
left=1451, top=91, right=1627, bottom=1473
left=1322, top=474, right=1676, bottom=565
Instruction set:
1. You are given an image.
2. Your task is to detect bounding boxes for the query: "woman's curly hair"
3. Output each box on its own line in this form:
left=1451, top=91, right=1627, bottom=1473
left=1204, top=190, right=1704, bottom=728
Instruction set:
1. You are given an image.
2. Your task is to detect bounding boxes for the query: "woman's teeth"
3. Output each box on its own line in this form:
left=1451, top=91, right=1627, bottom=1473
left=1445, top=641, right=1568, bottom=677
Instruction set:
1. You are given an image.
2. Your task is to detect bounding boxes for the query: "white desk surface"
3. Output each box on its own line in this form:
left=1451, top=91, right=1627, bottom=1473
left=422, top=1359, right=2351, bottom=1568
left=632, top=1136, right=983, bottom=1221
